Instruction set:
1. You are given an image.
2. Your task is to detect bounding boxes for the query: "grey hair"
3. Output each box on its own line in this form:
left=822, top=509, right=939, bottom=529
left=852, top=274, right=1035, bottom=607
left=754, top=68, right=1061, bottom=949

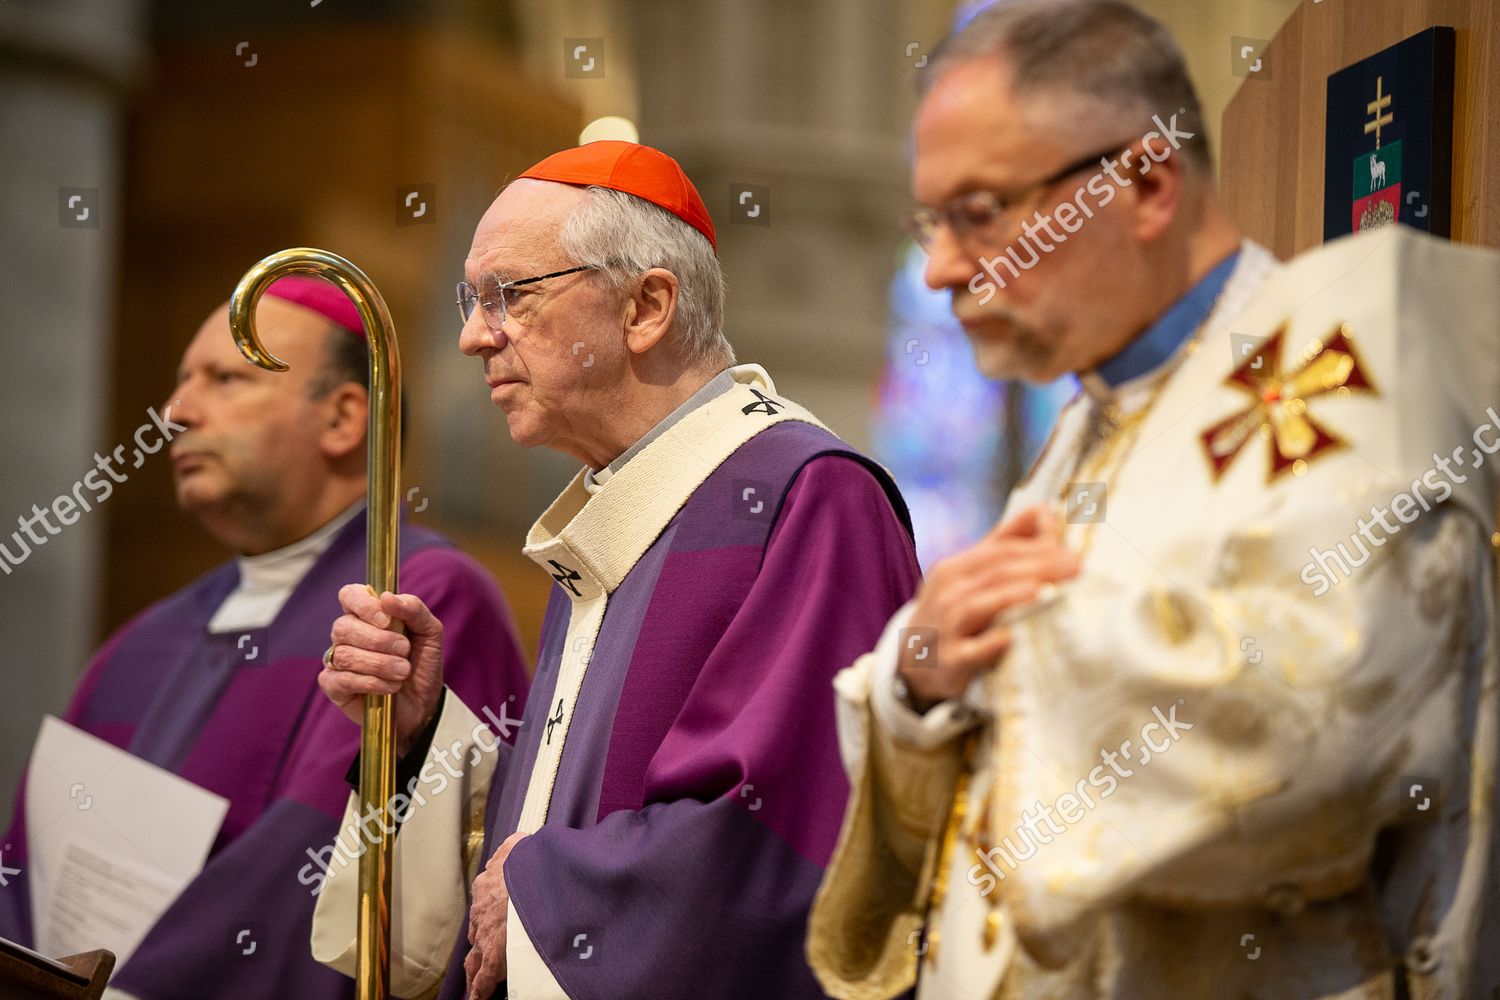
left=920, top=0, right=1212, bottom=171
left=558, top=186, right=735, bottom=370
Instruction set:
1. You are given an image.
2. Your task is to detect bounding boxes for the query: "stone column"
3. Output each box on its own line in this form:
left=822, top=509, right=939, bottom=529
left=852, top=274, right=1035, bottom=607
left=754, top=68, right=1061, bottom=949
left=0, top=0, right=146, bottom=815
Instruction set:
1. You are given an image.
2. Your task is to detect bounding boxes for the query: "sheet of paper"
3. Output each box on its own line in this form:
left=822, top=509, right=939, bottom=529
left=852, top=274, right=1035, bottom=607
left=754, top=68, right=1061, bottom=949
left=37, top=839, right=181, bottom=962
left=25, top=716, right=230, bottom=967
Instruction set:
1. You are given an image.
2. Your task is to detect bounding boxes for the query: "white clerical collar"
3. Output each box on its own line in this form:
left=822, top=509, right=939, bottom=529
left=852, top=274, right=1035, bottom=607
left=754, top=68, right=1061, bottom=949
left=583, top=367, right=738, bottom=495
left=207, top=500, right=365, bottom=634
left=524, top=364, right=827, bottom=599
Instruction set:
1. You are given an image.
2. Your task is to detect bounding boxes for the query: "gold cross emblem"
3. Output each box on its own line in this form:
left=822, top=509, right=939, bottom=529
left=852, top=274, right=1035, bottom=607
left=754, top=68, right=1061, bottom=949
left=1200, top=323, right=1378, bottom=483
left=1365, top=75, right=1394, bottom=149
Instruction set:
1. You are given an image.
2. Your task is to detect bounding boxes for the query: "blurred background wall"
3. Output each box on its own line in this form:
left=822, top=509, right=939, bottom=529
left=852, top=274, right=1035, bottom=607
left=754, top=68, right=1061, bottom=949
left=0, top=0, right=1304, bottom=814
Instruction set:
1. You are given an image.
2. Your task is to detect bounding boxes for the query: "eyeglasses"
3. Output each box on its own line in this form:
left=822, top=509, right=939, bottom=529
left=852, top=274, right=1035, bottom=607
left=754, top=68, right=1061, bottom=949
left=902, top=142, right=1133, bottom=250
left=456, top=264, right=600, bottom=330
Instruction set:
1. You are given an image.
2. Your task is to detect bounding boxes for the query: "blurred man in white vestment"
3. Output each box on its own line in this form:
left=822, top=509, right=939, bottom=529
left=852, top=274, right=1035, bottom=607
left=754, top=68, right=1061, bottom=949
left=807, top=2, right=1500, bottom=998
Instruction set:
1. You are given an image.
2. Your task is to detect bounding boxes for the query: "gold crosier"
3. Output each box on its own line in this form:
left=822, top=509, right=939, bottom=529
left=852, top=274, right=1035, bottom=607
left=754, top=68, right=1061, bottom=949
left=228, top=248, right=403, bottom=1000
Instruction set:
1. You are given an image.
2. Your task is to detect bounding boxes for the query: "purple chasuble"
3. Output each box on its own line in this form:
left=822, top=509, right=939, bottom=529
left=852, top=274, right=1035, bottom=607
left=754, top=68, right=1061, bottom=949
left=0, top=510, right=529, bottom=999
left=439, top=421, right=921, bottom=999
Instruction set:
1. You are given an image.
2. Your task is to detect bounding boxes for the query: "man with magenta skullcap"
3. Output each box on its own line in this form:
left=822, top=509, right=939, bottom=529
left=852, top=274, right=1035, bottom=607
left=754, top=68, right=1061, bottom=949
left=0, top=277, right=529, bottom=1000
left=311, top=140, right=921, bottom=999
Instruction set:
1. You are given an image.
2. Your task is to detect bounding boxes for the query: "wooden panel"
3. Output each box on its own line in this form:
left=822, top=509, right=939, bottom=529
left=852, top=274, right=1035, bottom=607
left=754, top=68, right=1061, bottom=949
left=0, top=938, right=113, bottom=1000
left=1221, top=0, right=1499, bottom=255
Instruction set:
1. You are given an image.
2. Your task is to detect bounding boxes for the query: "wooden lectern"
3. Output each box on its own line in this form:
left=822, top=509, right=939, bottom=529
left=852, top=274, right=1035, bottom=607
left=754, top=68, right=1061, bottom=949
left=1220, top=0, right=1499, bottom=255
left=0, top=938, right=113, bottom=1000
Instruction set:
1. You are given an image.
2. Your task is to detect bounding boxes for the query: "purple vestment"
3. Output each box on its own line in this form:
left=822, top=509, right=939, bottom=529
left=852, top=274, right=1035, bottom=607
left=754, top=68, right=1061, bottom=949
left=0, top=511, right=529, bottom=999
left=439, top=422, right=921, bottom=999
